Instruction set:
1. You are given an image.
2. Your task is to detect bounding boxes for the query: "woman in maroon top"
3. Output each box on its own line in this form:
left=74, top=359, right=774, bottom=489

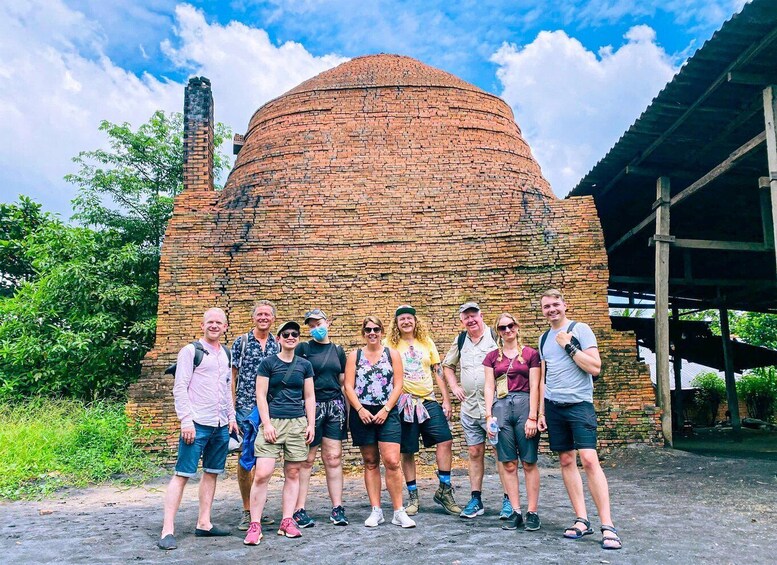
left=483, top=313, right=542, bottom=532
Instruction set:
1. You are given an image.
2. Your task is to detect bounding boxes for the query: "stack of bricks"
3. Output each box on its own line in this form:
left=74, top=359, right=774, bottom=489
left=127, top=55, right=661, bottom=460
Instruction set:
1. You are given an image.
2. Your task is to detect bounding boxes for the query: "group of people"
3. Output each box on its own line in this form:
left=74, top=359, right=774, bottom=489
left=158, top=290, right=622, bottom=552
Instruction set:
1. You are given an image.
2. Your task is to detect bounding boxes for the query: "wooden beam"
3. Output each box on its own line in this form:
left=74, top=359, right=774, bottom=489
left=669, top=238, right=770, bottom=252
left=760, top=176, right=775, bottom=248
left=719, top=308, right=742, bottom=437
left=728, top=71, right=777, bottom=86
left=607, top=132, right=766, bottom=253
left=610, top=275, right=774, bottom=287
left=763, top=86, right=777, bottom=274
left=655, top=177, right=672, bottom=446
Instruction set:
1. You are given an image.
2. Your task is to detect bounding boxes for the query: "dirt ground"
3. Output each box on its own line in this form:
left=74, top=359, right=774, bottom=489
left=2, top=446, right=775, bottom=564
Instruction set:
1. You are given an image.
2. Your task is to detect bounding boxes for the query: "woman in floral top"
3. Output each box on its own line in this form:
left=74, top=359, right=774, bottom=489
left=344, top=316, right=414, bottom=528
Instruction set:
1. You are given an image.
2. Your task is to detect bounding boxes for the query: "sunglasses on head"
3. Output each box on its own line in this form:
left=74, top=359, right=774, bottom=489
left=497, top=322, right=516, bottom=332
left=363, top=326, right=382, bottom=334
left=280, top=331, right=299, bottom=338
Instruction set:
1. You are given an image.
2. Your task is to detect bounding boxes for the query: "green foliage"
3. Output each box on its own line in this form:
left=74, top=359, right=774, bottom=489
left=737, top=367, right=777, bottom=422
left=731, top=313, right=777, bottom=350
left=0, top=196, right=51, bottom=296
left=691, top=372, right=726, bottom=426
left=0, top=221, right=157, bottom=400
left=0, top=399, right=161, bottom=500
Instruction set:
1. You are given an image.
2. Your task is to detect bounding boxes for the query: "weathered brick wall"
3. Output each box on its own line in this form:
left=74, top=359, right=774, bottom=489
left=128, top=55, right=661, bottom=458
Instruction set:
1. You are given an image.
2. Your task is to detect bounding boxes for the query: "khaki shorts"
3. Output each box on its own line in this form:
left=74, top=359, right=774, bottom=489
left=254, top=417, right=309, bottom=462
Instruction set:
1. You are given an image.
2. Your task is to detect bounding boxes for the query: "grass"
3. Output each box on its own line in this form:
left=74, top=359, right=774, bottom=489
left=0, top=398, right=163, bottom=500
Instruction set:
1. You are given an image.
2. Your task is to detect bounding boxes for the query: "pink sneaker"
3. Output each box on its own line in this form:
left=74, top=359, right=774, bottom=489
left=243, top=522, right=262, bottom=545
left=278, top=517, right=302, bottom=538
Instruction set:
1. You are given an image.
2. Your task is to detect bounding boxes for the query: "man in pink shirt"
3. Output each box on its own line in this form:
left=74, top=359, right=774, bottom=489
left=158, top=308, right=239, bottom=550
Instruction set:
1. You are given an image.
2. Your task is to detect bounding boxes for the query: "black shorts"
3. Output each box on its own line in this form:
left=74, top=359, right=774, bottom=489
left=400, top=400, right=453, bottom=454
left=311, top=398, right=348, bottom=447
left=545, top=400, right=598, bottom=452
left=349, top=405, right=402, bottom=446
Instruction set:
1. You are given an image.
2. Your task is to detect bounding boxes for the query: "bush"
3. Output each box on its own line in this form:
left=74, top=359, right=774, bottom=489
left=0, top=398, right=161, bottom=499
left=691, top=372, right=727, bottom=426
left=737, top=368, right=777, bottom=423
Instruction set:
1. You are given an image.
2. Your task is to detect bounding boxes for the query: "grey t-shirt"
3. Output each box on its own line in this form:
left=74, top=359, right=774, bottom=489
left=539, top=320, right=597, bottom=404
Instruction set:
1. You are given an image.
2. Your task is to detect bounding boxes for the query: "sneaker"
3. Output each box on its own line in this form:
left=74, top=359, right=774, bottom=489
left=391, top=508, right=417, bottom=528
left=238, top=510, right=251, bottom=531
left=405, top=489, right=420, bottom=516
left=330, top=505, right=349, bottom=526
left=460, top=496, right=485, bottom=519
left=499, top=495, right=514, bottom=520
left=243, top=522, right=262, bottom=545
left=157, top=534, right=177, bottom=550
left=525, top=511, right=541, bottom=531
left=364, top=507, right=385, bottom=527
left=292, top=508, right=315, bottom=528
left=261, top=515, right=275, bottom=526
left=433, top=483, right=462, bottom=516
left=278, top=517, right=302, bottom=538
left=501, top=511, right=524, bottom=530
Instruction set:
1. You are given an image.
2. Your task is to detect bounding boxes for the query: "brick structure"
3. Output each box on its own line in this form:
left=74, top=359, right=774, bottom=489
left=127, top=55, right=661, bottom=457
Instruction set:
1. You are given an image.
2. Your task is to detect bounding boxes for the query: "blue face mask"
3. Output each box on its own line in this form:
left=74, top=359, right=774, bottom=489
left=310, top=325, right=328, bottom=341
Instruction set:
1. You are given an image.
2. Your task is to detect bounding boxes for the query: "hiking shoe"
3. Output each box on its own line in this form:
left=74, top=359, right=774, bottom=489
left=525, top=511, right=541, bottom=531
left=392, top=508, right=416, bottom=528
left=433, top=483, right=462, bottom=516
left=278, top=517, right=302, bottom=538
left=405, top=489, right=420, bottom=516
left=364, top=507, right=385, bottom=527
left=502, top=511, right=524, bottom=530
left=460, top=496, right=485, bottom=519
left=292, top=508, right=315, bottom=528
left=499, top=495, right=514, bottom=520
left=330, top=505, right=349, bottom=526
left=238, top=510, right=251, bottom=531
left=261, top=514, right=275, bottom=526
left=157, top=534, right=177, bottom=550
left=243, top=522, right=262, bottom=545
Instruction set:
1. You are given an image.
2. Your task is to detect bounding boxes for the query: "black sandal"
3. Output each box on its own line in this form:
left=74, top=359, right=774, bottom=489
left=563, top=516, right=594, bottom=539
left=600, top=525, right=623, bottom=550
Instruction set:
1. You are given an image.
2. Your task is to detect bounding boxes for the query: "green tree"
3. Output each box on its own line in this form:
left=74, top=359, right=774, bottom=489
left=691, top=372, right=726, bottom=426
left=0, top=196, right=50, bottom=297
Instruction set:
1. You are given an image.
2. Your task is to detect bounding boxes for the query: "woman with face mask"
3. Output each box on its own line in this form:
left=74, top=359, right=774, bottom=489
left=292, top=309, right=349, bottom=528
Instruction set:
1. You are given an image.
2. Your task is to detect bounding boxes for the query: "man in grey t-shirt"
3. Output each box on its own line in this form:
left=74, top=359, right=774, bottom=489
left=537, top=289, right=622, bottom=551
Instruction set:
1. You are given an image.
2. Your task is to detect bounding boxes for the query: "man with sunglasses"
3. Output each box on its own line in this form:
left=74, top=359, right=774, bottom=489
left=442, top=302, right=513, bottom=520
left=244, top=321, right=316, bottom=545
left=537, top=289, right=622, bottom=551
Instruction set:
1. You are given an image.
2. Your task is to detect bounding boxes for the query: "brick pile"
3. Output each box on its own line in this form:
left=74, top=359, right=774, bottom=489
left=127, top=55, right=661, bottom=459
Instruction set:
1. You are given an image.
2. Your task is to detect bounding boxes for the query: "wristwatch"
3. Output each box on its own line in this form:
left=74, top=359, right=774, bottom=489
left=383, top=405, right=391, bottom=413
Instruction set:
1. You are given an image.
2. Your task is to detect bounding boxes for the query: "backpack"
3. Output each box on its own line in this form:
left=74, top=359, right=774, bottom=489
left=539, top=322, right=599, bottom=381
left=456, top=328, right=498, bottom=352
left=164, top=341, right=232, bottom=375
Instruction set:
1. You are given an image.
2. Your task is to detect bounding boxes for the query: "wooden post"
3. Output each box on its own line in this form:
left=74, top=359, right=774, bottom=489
left=763, top=86, right=777, bottom=271
left=671, top=306, right=684, bottom=430
left=655, top=176, right=673, bottom=446
left=719, top=307, right=741, bottom=437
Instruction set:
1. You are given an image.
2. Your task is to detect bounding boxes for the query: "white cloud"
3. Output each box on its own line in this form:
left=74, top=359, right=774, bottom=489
left=0, top=1, right=345, bottom=217
left=491, top=26, right=677, bottom=197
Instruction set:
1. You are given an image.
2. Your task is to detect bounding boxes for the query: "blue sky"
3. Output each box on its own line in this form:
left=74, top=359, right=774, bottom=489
left=1, top=1, right=748, bottom=217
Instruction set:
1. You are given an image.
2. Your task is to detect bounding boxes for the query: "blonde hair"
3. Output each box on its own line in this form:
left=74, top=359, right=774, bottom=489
left=541, top=288, right=565, bottom=302
left=387, top=313, right=432, bottom=348
left=494, top=313, right=524, bottom=363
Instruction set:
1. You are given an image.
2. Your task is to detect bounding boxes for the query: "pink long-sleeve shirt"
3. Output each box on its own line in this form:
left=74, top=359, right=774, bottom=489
left=173, top=339, right=236, bottom=429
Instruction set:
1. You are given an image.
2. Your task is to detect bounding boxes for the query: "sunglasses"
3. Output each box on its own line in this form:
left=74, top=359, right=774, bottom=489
left=497, top=323, right=516, bottom=332
left=363, top=326, right=382, bottom=334
left=280, top=331, right=300, bottom=338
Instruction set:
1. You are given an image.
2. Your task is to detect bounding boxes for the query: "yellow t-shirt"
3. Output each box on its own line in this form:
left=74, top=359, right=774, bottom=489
left=392, top=339, right=440, bottom=400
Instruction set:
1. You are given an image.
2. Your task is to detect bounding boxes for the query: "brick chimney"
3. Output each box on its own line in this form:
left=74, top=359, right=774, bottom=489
left=183, top=76, right=214, bottom=191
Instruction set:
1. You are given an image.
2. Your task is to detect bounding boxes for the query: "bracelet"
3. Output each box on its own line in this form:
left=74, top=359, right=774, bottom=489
left=564, top=343, right=579, bottom=358
left=357, top=406, right=365, bottom=413
left=538, top=413, right=544, bottom=417
left=527, top=417, right=537, bottom=421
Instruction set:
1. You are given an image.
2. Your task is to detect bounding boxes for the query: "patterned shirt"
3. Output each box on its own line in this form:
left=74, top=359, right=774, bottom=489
left=354, top=347, right=394, bottom=406
left=231, top=331, right=280, bottom=411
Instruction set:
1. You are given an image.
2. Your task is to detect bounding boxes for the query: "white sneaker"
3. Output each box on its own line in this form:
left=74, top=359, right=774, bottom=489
left=364, top=507, right=385, bottom=527
left=391, top=508, right=416, bottom=528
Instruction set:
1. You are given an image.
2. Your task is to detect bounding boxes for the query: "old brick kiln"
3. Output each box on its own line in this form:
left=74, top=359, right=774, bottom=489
left=127, top=54, right=660, bottom=454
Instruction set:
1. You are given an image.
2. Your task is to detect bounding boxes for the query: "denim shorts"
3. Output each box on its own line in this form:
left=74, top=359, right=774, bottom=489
left=236, top=407, right=253, bottom=434
left=174, top=422, right=230, bottom=477
left=545, top=400, right=598, bottom=452
left=400, top=400, right=453, bottom=454
left=491, top=392, right=539, bottom=463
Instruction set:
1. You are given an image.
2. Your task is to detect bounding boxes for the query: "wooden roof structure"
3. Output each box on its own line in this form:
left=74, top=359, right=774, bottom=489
left=570, top=0, right=777, bottom=314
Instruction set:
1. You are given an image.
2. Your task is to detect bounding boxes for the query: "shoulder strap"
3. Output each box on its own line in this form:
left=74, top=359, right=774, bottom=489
left=356, top=347, right=362, bottom=365
left=383, top=346, right=391, bottom=361
left=192, top=341, right=206, bottom=368
left=222, top=344, right=232, bottom=365
left=241, top=332, right=249, bottom=361
left=490, top=328, right=498, bottom=342
left=539, top=330, right=550, bottom=355
left=456, top=331, right=467, bottom=352
left=268, top=356, right=298, bottom=401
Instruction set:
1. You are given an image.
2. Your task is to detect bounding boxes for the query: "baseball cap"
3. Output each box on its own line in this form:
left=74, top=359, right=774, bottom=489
left=458, top=301, right=481, bottom=314
left=304, top=309, right=327, bottom=324
left=277, top=320, right=301, bottom=335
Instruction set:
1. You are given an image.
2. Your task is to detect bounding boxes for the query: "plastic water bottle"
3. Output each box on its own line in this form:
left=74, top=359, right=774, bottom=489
left=488, top=418, right=499, bottom=446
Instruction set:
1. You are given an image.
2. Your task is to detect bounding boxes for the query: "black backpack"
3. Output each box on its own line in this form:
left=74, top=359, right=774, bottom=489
left=456, top=328, right=498, bottom=352
left=164, top=341, right=232, bottom=375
